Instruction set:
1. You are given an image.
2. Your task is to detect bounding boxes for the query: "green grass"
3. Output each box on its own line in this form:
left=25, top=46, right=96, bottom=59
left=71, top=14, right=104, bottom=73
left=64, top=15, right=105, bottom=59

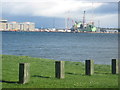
left=1, top=55, right=118, bottom=88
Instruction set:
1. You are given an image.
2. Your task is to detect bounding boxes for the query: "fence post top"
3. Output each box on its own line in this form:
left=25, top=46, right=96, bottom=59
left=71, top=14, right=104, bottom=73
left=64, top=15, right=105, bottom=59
left=19, top=63, right=29, bottom=64
left=112, top=59, right=117, bottom=60
left=85, top=60, right=94, bottom=61
left=55, top=61, right=64, bottom=62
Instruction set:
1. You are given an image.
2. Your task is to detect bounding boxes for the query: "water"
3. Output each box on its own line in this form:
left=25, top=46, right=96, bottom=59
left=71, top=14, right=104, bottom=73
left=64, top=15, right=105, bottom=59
left=2, top=32, right=118, bottom=65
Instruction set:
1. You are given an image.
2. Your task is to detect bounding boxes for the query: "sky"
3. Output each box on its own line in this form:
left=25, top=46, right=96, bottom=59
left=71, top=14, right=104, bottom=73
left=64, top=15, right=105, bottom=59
left=1, top=0, right=119, bottom=29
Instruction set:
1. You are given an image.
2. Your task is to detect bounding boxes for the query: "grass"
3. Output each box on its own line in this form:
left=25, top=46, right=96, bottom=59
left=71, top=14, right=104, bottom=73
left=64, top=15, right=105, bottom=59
left=1, top=55, right=118, bottom=88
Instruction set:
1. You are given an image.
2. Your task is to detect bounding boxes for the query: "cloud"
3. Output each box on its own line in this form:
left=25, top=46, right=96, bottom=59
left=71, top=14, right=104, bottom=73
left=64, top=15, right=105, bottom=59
left=1, top=0, right=118, bottom=28
left=93, top=14, right=118, bottom=28
left=2, top=0, right=120, bottom=2
left=91, top=3, right=118, bottom=15
left=2, top=1, right=103, bottom=18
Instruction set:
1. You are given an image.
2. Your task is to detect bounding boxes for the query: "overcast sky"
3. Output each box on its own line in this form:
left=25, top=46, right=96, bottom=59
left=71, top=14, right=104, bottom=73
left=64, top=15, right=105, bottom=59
left=1, top=0, right=119, bottom=28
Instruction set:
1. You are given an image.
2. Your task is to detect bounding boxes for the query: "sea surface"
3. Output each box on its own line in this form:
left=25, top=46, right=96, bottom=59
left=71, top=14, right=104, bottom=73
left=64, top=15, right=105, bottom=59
left=2, top=32, right=118, bottom=65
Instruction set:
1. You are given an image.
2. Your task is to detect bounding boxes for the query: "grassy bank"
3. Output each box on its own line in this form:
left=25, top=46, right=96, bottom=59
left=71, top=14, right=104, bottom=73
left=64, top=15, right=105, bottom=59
left=1, top=55, right=118, bottom=88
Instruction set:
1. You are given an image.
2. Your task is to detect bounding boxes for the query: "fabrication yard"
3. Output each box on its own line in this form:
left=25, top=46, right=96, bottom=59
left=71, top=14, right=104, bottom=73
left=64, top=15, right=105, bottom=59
left=1, top=55, right=118, bottom=88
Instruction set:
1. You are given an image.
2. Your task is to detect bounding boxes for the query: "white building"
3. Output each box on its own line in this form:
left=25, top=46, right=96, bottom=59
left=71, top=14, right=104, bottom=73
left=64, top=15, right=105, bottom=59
left=8, top=22, right=19, bottom=31
left=22, top=22, right=35, bottom=31
left=57, top=29, right=66, bottom=32
left=0, top=19, right=35, bottom=31
left=106, top=30, right=118, bottom=33
left=0, top=20, right=8, bottom=31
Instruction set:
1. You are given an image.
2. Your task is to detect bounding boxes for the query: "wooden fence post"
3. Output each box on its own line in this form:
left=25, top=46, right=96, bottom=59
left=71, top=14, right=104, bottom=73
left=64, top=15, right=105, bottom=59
left=85, top=60, right=94, bottom=75
left=112, top=59, right=118, bottom=74
left=19, top=63, right=30, bottom=84
left=55, top=61, right=64, bottom=79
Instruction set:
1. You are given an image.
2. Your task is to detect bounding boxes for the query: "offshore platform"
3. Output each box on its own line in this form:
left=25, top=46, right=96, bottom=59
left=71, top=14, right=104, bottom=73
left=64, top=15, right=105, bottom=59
left=70, top=11, right=97, bottom=32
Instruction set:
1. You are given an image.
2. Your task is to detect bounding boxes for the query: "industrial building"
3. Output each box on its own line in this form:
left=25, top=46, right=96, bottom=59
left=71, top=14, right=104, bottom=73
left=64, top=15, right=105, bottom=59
left=0, top=19, right=35, bottom=31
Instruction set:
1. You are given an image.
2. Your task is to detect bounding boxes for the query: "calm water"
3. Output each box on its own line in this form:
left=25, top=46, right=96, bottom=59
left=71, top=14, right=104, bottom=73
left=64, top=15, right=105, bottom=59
left=2, top=32, right=118, bottom=64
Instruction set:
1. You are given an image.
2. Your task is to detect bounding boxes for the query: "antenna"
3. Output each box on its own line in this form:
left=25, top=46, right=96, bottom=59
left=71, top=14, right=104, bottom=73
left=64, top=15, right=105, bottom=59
left=83, top=11, right=86, bottom=27
left=98, top=20, right=100, bottom=28
left=53, top=17, right=55, bottom=28
left=65, top=11, right=67, bottom=30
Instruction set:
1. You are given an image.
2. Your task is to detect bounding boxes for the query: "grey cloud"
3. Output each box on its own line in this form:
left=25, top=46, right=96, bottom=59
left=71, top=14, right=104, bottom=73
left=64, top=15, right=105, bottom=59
left=87, top=2, right=118, bottom=15
left=74, top=0, right=119, bottom=2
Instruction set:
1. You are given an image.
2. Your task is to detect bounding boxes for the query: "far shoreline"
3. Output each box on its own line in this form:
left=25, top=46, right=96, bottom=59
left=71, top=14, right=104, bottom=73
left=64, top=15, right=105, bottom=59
left=0, top=30, right=119, bottom=34
left=1, top=54, right=112, bottom=65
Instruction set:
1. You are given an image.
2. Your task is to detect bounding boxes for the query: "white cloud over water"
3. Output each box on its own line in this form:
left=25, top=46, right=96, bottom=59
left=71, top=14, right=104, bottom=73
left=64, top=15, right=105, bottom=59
left=2, top=0, right=120, bottom=2
left=1, top=0, right=118, bottom=28
left=2, top=1, right=103, bottom=18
